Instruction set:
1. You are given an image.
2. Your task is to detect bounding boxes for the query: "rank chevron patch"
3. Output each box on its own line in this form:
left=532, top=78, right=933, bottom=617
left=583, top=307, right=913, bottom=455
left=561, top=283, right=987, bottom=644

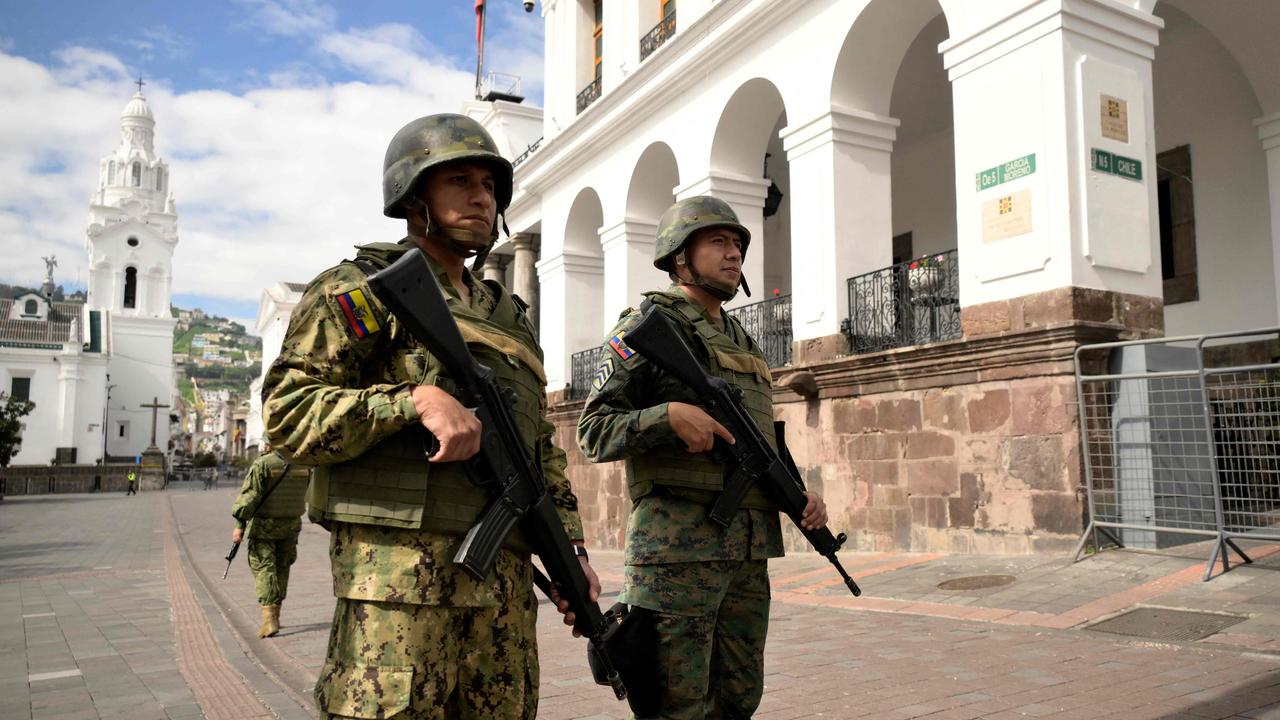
left=592, top=356, right=615, bottom=392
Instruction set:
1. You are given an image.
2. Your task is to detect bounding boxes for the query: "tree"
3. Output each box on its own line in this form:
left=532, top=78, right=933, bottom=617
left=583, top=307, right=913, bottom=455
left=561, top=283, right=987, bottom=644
left=0, top=392, right=36, bottom=467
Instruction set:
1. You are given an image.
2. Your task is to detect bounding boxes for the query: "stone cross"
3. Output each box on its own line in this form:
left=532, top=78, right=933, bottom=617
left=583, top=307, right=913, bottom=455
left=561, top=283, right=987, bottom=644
left=140, top=396, right=170, bottom=448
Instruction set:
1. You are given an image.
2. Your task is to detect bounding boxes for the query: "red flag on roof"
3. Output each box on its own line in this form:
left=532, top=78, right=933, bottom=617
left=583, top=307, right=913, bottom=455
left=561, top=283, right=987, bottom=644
left=476, top=0, right=485, bottom=44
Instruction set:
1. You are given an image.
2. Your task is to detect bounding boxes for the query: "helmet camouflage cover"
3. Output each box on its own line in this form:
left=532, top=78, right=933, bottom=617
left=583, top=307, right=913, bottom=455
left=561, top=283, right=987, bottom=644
left=653, top=196, right=751, bottom=271
left=382, top=113, right=513, bottom=219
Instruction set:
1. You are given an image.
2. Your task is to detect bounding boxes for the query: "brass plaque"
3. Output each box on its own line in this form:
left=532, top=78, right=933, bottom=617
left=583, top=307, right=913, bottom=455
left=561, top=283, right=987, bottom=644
left=1100, top=94, right=1129, bottom=143
left=981, top=189, right=1033, bottom=243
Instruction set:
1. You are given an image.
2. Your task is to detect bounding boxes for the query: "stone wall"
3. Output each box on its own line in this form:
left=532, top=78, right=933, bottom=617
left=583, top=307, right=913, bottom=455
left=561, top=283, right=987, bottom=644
left=0, top=464, right=139, bottom=496
left=549, top=287, right=1165, bottom=554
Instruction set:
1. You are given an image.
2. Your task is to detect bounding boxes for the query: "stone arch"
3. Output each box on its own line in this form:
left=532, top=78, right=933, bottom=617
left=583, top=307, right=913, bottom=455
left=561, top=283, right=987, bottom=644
left=831, top=0, right=948, bottom=114
left=708, top=78, right=789, bottom=306
left=709, top=78, right=786, bottom=178
left=564, top=186, right=604, bottom=255
left=1152, top=1, right=1277, bottom=334
left=626, top=142, right=679, bottom=220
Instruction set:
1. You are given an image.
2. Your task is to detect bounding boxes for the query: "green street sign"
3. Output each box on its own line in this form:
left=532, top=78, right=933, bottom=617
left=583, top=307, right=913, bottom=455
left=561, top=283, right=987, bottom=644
left=1091, top=148, right=1142, bottom=182
left=975, top=153, right=1036, bottom=191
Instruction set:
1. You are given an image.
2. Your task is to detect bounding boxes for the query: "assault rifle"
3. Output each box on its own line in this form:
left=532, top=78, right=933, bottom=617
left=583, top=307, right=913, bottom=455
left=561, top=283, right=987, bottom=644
left=222, top=541, right=240, bottom=580
left=367, top=251, right=627, bottom=702
left=624, top=306, right=862, bottom=597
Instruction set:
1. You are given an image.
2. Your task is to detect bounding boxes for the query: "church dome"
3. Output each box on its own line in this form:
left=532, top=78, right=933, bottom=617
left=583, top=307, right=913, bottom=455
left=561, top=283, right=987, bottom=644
left=121, top=92, right=154, bottom=121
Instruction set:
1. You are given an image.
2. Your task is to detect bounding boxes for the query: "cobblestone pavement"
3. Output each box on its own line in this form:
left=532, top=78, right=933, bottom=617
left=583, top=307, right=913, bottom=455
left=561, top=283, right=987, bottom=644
left=4, top=485, right=1280, bottom=719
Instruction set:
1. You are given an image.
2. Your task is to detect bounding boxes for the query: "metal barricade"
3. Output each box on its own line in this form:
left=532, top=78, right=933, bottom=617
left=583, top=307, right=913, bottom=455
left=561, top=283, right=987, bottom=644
left=1075, top=329, right=1280, bottom=580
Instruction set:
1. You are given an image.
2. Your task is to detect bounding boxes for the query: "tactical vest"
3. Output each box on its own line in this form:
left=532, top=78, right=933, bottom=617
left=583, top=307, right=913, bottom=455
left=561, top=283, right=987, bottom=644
left=309, top=244, right=545, bottom=551
left=627, top=292, right=780, bottom=512
left=255, top=460, right=311, bottom=519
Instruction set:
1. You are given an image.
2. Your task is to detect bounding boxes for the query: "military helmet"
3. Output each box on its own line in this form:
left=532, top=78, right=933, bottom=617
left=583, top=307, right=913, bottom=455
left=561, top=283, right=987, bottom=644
left=382, top=113, right=513, bottom=219
left=653, top=196, right=751, bottom=271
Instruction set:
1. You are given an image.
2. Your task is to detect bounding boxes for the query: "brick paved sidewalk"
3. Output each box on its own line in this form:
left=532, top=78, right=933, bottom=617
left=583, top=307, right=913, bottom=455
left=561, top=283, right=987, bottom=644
left=7, top=488, right=1280, bottom=719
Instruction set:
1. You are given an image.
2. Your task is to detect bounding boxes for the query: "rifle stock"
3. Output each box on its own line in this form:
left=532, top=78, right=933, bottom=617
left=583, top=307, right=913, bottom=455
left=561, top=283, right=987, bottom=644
left=624, top=306, right=862, bottom=597
left=367, top=250, right=626, bottom=701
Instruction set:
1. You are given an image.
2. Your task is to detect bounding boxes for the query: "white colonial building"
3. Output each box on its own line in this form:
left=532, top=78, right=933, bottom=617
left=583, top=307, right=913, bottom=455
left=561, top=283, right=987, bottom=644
left=478, top=0, right=1280, bottom=552
left=247, top=281, right=306, bottom=452
left=1, top=90, right=179, bottom=466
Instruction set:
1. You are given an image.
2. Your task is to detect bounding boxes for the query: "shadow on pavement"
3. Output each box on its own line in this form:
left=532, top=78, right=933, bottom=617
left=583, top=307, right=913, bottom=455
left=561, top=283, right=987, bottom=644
left=1159, top=668, right=1280, bottom=719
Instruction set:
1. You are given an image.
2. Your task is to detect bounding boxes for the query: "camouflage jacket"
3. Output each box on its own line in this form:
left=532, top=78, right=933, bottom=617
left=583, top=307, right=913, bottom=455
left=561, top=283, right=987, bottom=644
left=262, top=239, right=582, bottom=605
left=577, top=287, right=783, bottom=565
left=230, top=453, right=307, bottom=537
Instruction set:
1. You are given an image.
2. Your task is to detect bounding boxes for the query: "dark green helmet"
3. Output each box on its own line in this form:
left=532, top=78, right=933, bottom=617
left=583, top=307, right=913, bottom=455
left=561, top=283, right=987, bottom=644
left=382, top=113, right=513, bottom=219
left=653, top=196, right=751, bottom=271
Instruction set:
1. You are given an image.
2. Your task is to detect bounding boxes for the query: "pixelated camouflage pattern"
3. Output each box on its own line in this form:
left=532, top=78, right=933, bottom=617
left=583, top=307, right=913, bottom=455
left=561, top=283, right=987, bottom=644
left=315, top=559, right=538, bottom=719
left=653, top=196, right=751, bottom=271
left=382, top=113, right=513, bottom=219
left=246, top=529, right=299, bottom=606
left=230, top=453, right=309, bottom=525
left=264, top=238, right=577, bottom=716
left=624, top=560, right=770, bottom=719
left=576, top=288, right=783, bottom=565
left=261, top=239, right=582, bottom=547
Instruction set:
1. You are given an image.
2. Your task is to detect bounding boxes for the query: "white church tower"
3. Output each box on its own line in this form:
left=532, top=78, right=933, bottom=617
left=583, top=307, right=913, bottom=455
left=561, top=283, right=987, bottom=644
left=85, top=87, right=178, bottom=460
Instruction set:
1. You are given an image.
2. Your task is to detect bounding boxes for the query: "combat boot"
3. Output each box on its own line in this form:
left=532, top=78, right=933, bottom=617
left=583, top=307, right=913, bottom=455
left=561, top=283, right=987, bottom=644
left=258, top=605, right=280, bottom=638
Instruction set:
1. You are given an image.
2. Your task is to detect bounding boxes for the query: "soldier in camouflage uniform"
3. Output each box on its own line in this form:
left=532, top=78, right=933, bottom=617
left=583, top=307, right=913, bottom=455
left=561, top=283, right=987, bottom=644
left=263, top=113, right=596, bottom=720
left=229, top=448, right=312, bottom=638
left=577, top=196, right=829, bottom=719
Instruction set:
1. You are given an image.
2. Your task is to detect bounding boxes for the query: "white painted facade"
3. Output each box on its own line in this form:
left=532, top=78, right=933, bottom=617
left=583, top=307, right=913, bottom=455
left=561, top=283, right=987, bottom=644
left=0, top=293, right=109, bottom=465
left=247, top=281, right=305, bottom=450
left=500, top=0, right=1279, bottom=390
left=4, top=91, right=180, bottom=465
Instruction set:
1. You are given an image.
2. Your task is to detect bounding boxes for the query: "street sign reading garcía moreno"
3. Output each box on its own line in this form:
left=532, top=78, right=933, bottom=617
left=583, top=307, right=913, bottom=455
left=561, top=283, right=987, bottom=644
left=975, top=154, right=1037, bottom=192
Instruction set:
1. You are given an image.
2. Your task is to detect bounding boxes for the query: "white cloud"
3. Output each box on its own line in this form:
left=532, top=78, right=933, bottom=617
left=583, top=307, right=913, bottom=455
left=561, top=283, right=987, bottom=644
left=129, top=25, right=191, bottom=62
left=0, top=26, right=484, bottom=316
left=235, top=0, right=337, bottom=37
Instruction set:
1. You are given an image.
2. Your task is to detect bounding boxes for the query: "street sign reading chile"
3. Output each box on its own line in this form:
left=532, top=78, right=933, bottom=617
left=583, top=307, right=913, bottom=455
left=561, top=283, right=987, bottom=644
left=975, top=154, right=1036, bottom=192
left=1091, top=148, right=1143, bottom=182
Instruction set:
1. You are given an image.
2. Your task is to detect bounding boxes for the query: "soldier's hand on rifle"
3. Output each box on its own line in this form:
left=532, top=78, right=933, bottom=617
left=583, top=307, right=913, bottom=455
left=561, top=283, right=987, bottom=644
left=800, top=491, right=828, bottom=530
left=668, top=401, right=735, bottom=453
left=231, top=527, right=243, bottom=543
left=411, top=385, right=482, bottom=462
left=550, top=551, right=601, bottom=638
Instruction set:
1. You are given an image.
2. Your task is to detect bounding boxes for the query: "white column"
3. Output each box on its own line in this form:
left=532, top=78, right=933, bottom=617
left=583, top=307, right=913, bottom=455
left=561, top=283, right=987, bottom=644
left=674, top=173, right=768, bottom=311
left=599, top=219, right=662, bottom=330
left=511, top=234, right=540, bottom=328
left=780, top=108, right=898, bottom=340
left=482, top=253, right=508, bottom=283
left=1257, top=113, right=1280, bottom=320
left=941, top=0, right=1163, bottom=308
left=56, top=355, right=81, bottom=450
left=537, top=250, right=605, bottom=391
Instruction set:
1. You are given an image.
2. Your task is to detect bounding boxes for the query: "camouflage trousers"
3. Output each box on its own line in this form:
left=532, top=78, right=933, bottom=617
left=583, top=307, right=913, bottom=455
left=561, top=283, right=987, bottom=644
left=315, top=592, right=540, bottom=720
left=247, top=528, right=299, bottom=607
left=622, top=559, right=771, bottom=720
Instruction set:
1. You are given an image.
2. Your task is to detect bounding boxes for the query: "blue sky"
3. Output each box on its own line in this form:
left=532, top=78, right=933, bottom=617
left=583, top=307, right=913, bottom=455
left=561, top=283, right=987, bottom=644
left=0, top=0, right=544, bottom=330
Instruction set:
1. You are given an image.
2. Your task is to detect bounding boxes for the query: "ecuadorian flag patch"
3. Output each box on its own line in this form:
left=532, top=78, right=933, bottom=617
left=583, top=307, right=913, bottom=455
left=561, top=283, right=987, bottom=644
left=609, top=332, right=635, bottom=360
left=336, top=288, right=381, bottom=339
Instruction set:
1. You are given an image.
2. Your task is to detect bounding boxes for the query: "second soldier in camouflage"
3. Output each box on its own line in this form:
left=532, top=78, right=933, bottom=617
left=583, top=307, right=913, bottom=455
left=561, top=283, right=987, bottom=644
left=578, top=196, right=830, bottom=719
left=229, top=449, right=312, bottom=638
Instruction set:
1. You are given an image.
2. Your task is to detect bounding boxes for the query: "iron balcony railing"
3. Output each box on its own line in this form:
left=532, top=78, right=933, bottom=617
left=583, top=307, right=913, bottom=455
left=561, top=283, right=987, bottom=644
left=844, top=249, right=960, bottom=354
left=568, top=346, right=605, bottom=401
left=640, top=12, right=677, bottom=62
left=729, top=293, right=792, bottom=368
left=512, top=137, right=543, bottom=168
left=576, top=77, right=602, bottom=115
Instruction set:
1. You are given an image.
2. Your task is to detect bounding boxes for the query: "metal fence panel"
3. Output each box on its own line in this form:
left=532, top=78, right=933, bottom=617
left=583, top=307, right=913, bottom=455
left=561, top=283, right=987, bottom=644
left=1075, top=330, right=1280, bottom=581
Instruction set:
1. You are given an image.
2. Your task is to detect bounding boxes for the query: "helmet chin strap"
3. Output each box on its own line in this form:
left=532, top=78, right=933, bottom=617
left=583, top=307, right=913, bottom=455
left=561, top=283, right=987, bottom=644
left=673, top=252, right=751, bottom=302
left=407, top=198, right=498, bottom=270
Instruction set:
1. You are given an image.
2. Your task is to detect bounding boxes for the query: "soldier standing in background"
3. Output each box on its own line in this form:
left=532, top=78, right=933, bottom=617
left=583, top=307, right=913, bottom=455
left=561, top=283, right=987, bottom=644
left=229, top=447, right=311, bottom=638
left=577, top=196, right=830, bottom=719
left=262, top=113, right=595, bottom=719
